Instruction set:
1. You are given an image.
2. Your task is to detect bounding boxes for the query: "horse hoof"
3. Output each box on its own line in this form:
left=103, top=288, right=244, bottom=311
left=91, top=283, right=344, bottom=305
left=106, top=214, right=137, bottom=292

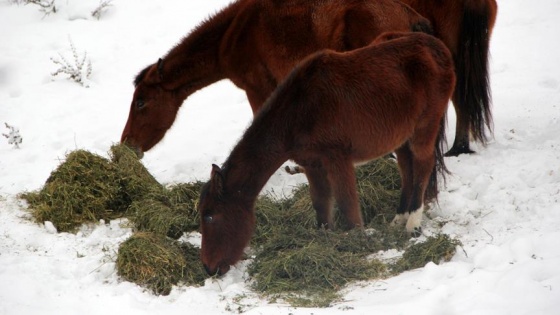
left=285, top=165, right=305, bottom=175
left=410, top=226, right=422, bottom=238
left=444, top=146, right=475, bottom=157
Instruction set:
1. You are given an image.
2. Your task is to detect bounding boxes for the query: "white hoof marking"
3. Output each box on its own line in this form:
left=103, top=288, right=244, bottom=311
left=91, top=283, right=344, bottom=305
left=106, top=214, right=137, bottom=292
left=406, top=205, right=424, bottom=233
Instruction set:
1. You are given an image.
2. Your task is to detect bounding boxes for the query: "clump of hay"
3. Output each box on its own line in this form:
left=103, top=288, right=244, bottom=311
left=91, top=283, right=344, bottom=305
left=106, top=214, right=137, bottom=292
left=21, top=148, right=142, bottom=232
left=248, top=227, right=387, bottom=307
left=109, top=144, right=163, bottom=205
left=20, top=144, right=202, bottom=239
left=20, top=147, right=460, bottom=303
left=253, top=158, right=402, bottom=246
left=354, top=157, right=402, bottom=225
left=126, top=182, right=204, bottom=239
left=116, top=232, right=206, bottom=295
left=246, top=159, right=461, bottom=306
left=390, top=234, right=462, bottom=274
left=247, top=159, right=411, bottom=306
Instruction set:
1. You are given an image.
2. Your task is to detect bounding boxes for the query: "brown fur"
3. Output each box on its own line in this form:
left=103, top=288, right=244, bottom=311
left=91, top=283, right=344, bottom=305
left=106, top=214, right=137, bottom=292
left=120, top=0, right=497, bottom=157
left=198, top=32, right=456, bottom=276
left=120, top=0, right=431, bottom=152
left=401, top=0, right=498, bottom=155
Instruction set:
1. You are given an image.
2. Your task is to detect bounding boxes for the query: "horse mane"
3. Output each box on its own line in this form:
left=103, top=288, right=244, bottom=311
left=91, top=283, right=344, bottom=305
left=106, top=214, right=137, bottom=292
left=160, top=1, right=242, bottom=82
left=132, top=0, right=243, bottom=88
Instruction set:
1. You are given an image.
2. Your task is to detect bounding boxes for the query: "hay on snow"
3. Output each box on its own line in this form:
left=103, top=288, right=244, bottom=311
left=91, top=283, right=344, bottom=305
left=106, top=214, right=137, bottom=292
left=20, top=147, right=460, bottom=304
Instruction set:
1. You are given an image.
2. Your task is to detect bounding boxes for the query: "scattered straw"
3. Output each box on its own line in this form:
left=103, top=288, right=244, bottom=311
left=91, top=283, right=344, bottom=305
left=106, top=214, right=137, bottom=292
left=390, top=234, right=461, bottom=274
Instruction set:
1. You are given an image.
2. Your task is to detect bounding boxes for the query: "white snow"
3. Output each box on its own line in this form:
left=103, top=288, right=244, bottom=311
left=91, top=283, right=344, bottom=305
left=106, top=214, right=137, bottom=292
left=1, top=0, right=559, bottom=314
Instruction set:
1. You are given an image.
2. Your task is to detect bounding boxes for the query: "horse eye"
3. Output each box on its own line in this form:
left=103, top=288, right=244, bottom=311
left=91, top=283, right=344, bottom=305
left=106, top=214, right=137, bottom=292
left=136, top=99, right=145, bottom=110
left=204, top=215, right=213, bottom=224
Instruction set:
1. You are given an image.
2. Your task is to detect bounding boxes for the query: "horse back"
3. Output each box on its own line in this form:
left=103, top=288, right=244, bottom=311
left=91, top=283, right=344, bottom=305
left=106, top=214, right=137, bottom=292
left=265, top=32, right=455, bottom=162
left=401, top=0, right=497, bottom=55
left=219, top=0, right=431, bottom=95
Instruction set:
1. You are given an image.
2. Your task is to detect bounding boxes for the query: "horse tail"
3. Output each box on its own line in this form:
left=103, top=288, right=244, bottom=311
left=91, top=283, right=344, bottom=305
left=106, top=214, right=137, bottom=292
left=425, top=117, right=449, bottom=202
left=455, top=0, right=495, bottom=144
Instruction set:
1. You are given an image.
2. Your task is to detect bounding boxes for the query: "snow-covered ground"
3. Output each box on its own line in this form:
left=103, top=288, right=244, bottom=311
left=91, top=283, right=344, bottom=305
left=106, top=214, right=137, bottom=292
left=1, top=0, right=559, bottom=314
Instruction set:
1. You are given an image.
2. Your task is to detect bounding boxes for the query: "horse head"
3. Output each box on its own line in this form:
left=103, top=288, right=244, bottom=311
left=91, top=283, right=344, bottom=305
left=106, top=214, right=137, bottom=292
left=120, top=59, right=186, bottom=157
left=198, top=164, right=256, bottom=276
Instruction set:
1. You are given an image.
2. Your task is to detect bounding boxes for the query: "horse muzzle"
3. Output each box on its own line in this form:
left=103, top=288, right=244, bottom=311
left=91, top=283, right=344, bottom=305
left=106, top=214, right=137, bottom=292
left=121, top=139, right=145, bottom=159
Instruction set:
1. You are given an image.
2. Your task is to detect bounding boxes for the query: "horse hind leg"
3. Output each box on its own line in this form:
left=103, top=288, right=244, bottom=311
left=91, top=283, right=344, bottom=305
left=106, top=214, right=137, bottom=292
left=446, top=0, right=495, bottom=156
left=396, top=123, right=439, bottom=236
left=446, top=97, right=476, bottom=157
left=392, top=144, right=414, bottom=227
left=406, top=144, right=437, bottom=237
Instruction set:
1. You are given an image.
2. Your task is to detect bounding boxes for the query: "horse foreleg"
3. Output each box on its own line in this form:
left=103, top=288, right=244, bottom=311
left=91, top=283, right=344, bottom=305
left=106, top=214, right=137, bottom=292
left=305, top=165, right=334, bottom=229
left=327, top=158, right=363, bottom=230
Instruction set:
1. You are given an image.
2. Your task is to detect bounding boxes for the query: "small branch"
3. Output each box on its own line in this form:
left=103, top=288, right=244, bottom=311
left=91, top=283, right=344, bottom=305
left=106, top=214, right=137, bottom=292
left=91, top=0, right=113, bottom=20
left=25, top=0, right=57, bottom=17
left=50, top=37, right=92, bottom=87
left=3, top=122, right=23, bottom=149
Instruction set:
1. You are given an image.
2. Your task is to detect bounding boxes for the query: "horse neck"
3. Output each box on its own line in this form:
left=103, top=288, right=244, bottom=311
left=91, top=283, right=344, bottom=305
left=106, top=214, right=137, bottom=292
left=160, top=1, right=241, bottom=93
left=221, top=127, right=289, bottom=203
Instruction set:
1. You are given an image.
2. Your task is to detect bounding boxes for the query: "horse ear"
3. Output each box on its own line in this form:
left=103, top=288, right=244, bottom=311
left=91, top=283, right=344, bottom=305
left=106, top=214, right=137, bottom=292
left=157, top=58, right=164, bottom=80
left=143, top=59, right=164, bottom=84
left=210, top=164, right=224, bottom=196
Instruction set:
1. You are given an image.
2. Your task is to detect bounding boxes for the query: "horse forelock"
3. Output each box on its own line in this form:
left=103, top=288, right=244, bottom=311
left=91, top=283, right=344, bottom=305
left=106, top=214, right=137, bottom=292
left=133, top=65, right=152, bottom=87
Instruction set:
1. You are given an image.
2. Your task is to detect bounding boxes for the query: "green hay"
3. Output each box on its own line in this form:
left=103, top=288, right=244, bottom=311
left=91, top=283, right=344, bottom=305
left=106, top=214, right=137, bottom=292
left=109, top=144, right=163, bottom=205
left=126, top=182, right=204, bottom=239
left=247, top=160, right=408, bottom=306
left=19, top=144, right=203, bottom=238
left=19, top=146, right=460, bottom=304
left=248, top=237, right=386, bottom=307
left=253, top=159, right=403, bottom=245
left=21, top=149, right=127, bottom=232
left=354, top=158, right=402, bottom=225
left=246, top=160, right=463, bottom=307
left=116, top=232, right=206, bottom=295
left=391, top=234, right=462, bottom=274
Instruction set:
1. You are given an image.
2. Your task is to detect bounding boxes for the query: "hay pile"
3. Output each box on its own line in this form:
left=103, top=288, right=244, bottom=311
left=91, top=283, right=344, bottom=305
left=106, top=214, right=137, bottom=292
left=21, top=144, right=206, bottom=295
left=116, top=232, right=206, bottom=295
left=21, top=144, right=200, bottom=237
left=21, top=146, right=160, bottom=232
left=246, top=158, right=460, bottom=306
left=21, top=148, right=460, bottom=302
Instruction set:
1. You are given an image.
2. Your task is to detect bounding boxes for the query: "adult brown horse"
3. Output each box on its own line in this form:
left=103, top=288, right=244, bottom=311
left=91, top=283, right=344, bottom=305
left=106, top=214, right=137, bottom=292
left=120, top=0, right=431, bottom=157
left=198, top=31, right=456, bottom=276
left=401, top=0, right=498, bottom=155
left=120, top=0, right=497, bottom=157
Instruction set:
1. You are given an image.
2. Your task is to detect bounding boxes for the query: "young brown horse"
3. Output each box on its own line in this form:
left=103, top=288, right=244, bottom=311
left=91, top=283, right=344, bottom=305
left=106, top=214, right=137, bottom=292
left=198, top=32, right=456, bottom=276
left=120, top=0, right=431, bottom=156
left=120, top=0, right=496, bottom=157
